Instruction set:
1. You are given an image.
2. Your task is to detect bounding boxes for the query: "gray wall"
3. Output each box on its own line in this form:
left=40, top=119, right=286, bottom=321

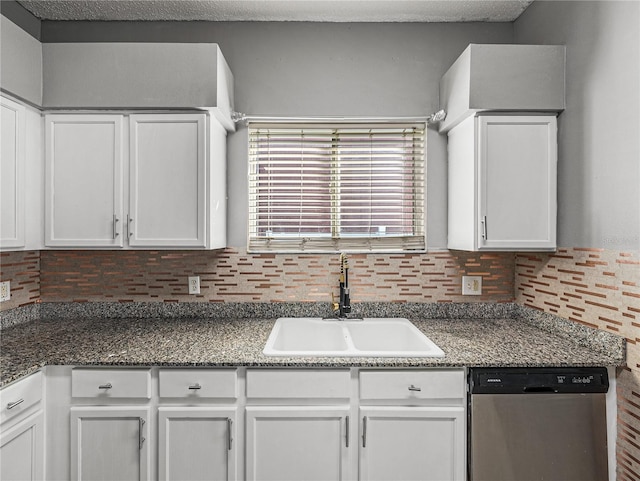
left=515, top=0, right=640, bottom=250
left=215, top=23, right=513, bottom=247
left=0, top=15, right=42, bottom=105
left=37, top=20, right=513, bottom=248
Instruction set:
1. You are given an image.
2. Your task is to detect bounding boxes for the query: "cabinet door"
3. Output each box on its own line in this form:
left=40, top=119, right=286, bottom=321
left=45, top=115, right=124, bottom=247
left=0, top=411, right=44, bottom=481
left=70, top=407, right=149, bottom=481
left=158, top=407, right=236, bottom=481
left=245, top=406, right=350, bottom=481
left=1, top=96, right=25, bottom=249
left=478, top=115, right=557, bottom=250
left=129, top=114, right=206, bottom=247
left=359, top=407, right=465, bottom=481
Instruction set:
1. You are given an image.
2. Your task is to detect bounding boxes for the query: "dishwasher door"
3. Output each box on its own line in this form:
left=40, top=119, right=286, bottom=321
left=470, top=391, right=608, bottom=481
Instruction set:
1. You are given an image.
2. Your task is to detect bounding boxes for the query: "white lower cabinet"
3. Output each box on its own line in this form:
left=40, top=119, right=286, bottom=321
left=69, top=368, right=152, bottom=481
left=70, top=407, right=150, bottom=481
left=0, top=411, right=44, bottom=481
left=245, top=369, right=352, bottom=481
left=358, top=369, right=466, bottom=481
left=42, top=366, right=464, bottom=481
left=157, top=368, right=238, bottom=481
left=245, top=406, right=350, bottom=481
left=359, top=407, right=465, bottom=481
left=158, top=407, right=237, bottom=481
left=0, top=371, right=44, bottom=481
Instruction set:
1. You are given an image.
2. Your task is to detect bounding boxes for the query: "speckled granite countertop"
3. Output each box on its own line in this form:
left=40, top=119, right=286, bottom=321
left=0, top=302, right=625, bottom=387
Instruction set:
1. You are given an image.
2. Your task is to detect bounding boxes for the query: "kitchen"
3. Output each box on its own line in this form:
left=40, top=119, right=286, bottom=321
left=0, top=0, right=638, bottom=480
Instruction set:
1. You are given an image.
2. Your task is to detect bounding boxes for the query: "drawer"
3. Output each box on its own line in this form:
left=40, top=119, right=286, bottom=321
left=71, top=368, right=151, bottom=399
left=159, top=369, right=237, bottom=399
left=359, top=369, right=465, bottom=401
left=0, top=371, right=43, bottom=425
left=247, top=369, right=350, bottom=399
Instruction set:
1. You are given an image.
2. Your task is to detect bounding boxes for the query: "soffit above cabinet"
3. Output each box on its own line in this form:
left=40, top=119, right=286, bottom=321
left=439, top=44, right=565, bottom=133
left=42, top=42, right=234, bottom=129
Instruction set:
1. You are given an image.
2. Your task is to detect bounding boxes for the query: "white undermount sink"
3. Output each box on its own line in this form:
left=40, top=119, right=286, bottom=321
left=263, top=317, right=445, bottom=358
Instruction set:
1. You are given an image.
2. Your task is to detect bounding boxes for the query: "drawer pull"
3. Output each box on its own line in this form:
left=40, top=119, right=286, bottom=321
left=6, top=399, right=24, bottom=410
left=188, top=383, right=202, bottom=390
left=98, top=383, right=113, bottom=390
left=408, top=384, right=422, bottom=392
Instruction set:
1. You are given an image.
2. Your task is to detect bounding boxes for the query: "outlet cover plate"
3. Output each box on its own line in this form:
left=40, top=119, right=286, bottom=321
left=462, top=276, right=482, bottom=296
left=188, top=276, right=201, bottom=295
left=0, top=281, right=10, bottom=302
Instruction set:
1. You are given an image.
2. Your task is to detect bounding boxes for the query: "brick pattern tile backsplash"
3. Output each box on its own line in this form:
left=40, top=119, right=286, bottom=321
left=37, top=248, right=514, bottom=303
left=515, top=248, right=640, bottom=481
left=0, top=251, right=40, bottom=310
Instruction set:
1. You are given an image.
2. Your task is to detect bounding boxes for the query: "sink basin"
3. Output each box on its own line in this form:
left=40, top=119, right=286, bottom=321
left=263, top=317, right=444, bottom=358
left=267, top=318, right=349, bottom=355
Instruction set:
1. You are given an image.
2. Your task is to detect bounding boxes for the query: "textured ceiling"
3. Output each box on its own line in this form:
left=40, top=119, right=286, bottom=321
left=18, top=0, right=534, bottom=22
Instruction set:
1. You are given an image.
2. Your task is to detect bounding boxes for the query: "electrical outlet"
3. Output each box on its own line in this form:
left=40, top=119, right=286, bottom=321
left=188, top=276, right=201, bottom=295
left=0, top=281, right=10, bottom=302
left=462, top=276, right=482, bottom=296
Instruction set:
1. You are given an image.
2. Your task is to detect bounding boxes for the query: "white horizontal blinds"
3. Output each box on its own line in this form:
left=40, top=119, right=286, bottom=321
left=248, top=122, right=426, bottom=252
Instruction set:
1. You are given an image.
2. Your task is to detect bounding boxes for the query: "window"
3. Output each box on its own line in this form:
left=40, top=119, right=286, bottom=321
left=248, top=122, right=425, bottom=252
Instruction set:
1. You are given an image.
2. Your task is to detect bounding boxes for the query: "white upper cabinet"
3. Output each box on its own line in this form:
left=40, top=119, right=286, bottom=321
left=1, top=95, right=44, bottom=252
left=447, top=114, right=557, bottom=251
left=129, top=114, right=206, bottom=248
left=45, top=112, right=227, bottom=249
left=45, top=114, right=124, bottom=247
left=1, top=96, right=26, bottom=249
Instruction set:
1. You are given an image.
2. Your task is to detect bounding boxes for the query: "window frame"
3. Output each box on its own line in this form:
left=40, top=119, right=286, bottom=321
left=247, top=120, right=426, bottom=253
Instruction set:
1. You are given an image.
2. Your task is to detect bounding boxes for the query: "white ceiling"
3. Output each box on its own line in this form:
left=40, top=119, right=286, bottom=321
left=18, top=0, right=534, bottom=22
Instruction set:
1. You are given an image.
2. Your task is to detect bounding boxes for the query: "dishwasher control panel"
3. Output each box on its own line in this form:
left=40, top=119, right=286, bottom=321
left=469, top=367, right=609, bottom=394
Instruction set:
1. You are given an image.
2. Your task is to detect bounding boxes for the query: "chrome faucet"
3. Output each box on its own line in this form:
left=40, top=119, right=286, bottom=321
left=332, top=253, right=351, bottom=318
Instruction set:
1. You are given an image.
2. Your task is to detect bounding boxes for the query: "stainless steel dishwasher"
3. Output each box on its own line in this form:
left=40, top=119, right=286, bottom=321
left=468, top=367, right=609, bottom=481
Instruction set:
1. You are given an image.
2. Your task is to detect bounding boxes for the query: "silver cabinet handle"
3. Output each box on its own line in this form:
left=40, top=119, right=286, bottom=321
left=362, top=416, right=367, bottom=448
left=481, top=215, right=487, bottom=240
left=345, top=416, right=350, bottom=448
left=98, top=383, right=112, bottom=390
left=127, top=215, right=133, bottom=239
left=188, top=383, right=202, bottom=390
left=408, top=384, right=422, bottom=392
left=113, top=214, right=120, bottom=239
left=7, top=399, right=24, bottom=410
left=227, top=418, right=233, bottom=451
left=138, top=417, right=146, bottom=450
